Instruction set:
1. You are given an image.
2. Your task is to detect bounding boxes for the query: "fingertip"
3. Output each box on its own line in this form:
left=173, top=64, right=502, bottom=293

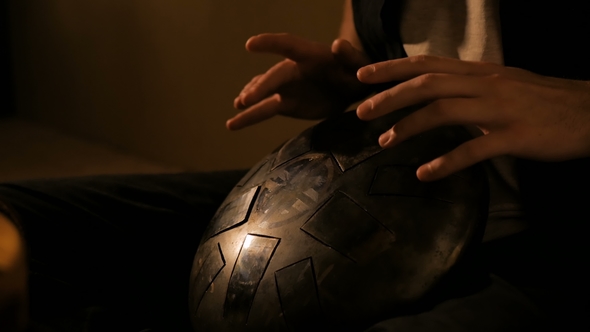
left=226, top=118, right=241, bottom=131
left=378, top=129, right=395, bottom=148
left=245, top=36, right=256, bottom=51
left=356, top=65, right=375, bottom=81
left=416, top=164, right=433, bottom=182
left=233, top=96, right=241, bottom=109
left=234, top=95, right=248, bottom=110
left=416, top=159, right=447, bottom=182
left=330, top=38, right=339, bottom=50
left=355, top=99, right=373, bottom=121
left=245, top=34, right=266, bottom=51
left=331, top=38, right=348, bottom=53
left=356, top=69, right=362, bottom=81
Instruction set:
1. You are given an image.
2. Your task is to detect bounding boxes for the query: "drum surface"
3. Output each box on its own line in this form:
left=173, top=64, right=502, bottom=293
left=189, top=109, right=488, bottom=331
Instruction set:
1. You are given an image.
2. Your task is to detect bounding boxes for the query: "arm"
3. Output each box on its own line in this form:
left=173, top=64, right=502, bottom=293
left=339, top=0, right=364, bottom=52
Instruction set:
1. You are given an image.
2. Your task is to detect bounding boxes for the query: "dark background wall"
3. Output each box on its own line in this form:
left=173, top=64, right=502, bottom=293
left=2, top=0, right=14, bottom=117
left=6, top=0, right=343, bottom=171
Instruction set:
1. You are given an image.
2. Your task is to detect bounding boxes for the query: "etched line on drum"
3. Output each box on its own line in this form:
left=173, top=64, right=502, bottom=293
left=224, top=234, right=280, bottom=326
left=275, top=257, right=324, bottom=331
left=205, top=186, right=261, bottom=239
left=330, top=145, right=384, bottom=173
left=300, top=191, right=396, bottom=263
left=190, top=243, right=226, bottom=316
left=271, top=127, right=313, bottom=171
left=237, top=160, right=269, bottom=187
left=369, top=165, right=455, bottom=203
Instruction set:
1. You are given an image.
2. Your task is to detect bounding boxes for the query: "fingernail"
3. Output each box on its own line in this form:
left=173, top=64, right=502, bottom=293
left=379, top=129, right=395, bottom=147
left=239, top=93, right=248, bottom=105
left=417, top=163, right=435, bottom=182
left=356, top=99, right=374, bottom=119
left=358, top=65, right=375, bottom=77
left=365, top=65, right=376, bottom=74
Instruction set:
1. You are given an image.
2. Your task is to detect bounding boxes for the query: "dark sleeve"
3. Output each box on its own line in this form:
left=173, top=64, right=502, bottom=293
left=351, top=0, right=407, bottom=63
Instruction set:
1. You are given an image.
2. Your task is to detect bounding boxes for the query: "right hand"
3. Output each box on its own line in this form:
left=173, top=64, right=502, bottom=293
left=227, top=33, right=372, bottom=130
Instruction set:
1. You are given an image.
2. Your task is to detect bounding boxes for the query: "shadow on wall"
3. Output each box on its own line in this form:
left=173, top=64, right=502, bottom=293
left=8, top=0, right=343, bottom=171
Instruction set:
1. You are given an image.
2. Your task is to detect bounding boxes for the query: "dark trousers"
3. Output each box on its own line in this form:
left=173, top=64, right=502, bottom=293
left=0, top=171, right=577, bottom=332
left=0, top=171, right=247, bottom=332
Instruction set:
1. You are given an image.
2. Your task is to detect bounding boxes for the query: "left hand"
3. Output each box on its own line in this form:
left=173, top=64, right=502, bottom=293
left=355, top=55, right=590, bottom=181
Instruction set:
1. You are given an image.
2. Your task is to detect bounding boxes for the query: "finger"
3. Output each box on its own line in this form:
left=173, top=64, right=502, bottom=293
left=246, top=33, right=324, bottom=62
left=237, top=60, right=297, bottom=109
left=357, top=55, right=505, bottom=84
left=331, top=38, right=370, bottom=71
left=379, top=98, right=486, bottom=148
left=357, top=74, right=487, bottom=120
left=234, top=75, right=263, bottom=109
left=226, top=94, right=285, bottom=130
left=416, top=133, right=507, bottom=182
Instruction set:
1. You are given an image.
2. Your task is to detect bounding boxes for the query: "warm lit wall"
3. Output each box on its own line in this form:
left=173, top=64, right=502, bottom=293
left=9, top=0, right=343, bottom=171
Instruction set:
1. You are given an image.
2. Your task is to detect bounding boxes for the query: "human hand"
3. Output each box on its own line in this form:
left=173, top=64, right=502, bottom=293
left=227, top=33, right=371, bottom=130
left=356, top=55, right=590, bottom=181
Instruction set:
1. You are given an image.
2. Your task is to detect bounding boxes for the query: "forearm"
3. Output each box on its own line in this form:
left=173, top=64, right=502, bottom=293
left=339, top=0, right=365, bottom=53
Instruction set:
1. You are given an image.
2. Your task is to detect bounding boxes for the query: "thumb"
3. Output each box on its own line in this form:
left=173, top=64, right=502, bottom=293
left=331, top=38, right=370, bottom=71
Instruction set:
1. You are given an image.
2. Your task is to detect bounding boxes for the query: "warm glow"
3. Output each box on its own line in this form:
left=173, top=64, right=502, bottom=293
left=243, top=235, right=253, bottom=249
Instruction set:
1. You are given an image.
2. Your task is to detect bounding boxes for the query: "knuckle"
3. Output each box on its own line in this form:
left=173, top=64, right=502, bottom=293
left=248, top=84, right=261, bottom=96
left=428, top=100, right=449, bottom=117
left=422, top=72, right=439, bottom=83
left=486, top=73, right=506, bottom=82
left=484, top=73, right=511, bottom=92
left=486, top=73, right=525, bottom=96
left=280, top=59, right=297, bottom=71
left=392, top=121, right=406, bottom=136
left=415, top=73, right=439, bottom=89
left=382, top=88, right=397, bottom=101
left=477, top=60, right=502, bottom=71
left=409, top=54, right=434, bottom=65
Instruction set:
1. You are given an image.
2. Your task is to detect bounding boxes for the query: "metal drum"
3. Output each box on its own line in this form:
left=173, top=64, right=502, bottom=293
left=189, top=109, right=488, bottom=331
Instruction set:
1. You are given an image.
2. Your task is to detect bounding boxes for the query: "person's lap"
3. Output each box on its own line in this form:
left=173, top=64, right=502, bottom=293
left=0, top=171, right=247, bottom=332
left=0, top=171, right=546, bottom=332
left=364, top=274, right=542, bottom=332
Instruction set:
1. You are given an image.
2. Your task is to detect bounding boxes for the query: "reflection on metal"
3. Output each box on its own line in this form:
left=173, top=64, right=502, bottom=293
left=224, top=234, right=280, bottom=325
left=190, top=110, right=488, bottom=331
left=190, top=243, right=226, bottom=315
left=370, top=165, right=454, bottom=203
left=236, top=160, right=268, bottom=187
left=301, top=192, right=396, bottom=263
left=205, top=186, right=260, bottom=239
left=275, top=258, right=323, bottom=331
left=256, top=156, right=334, bottom=229
left=271, top=127, right=313, bottom=170
left=331, top=144, right=383, bottom=172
